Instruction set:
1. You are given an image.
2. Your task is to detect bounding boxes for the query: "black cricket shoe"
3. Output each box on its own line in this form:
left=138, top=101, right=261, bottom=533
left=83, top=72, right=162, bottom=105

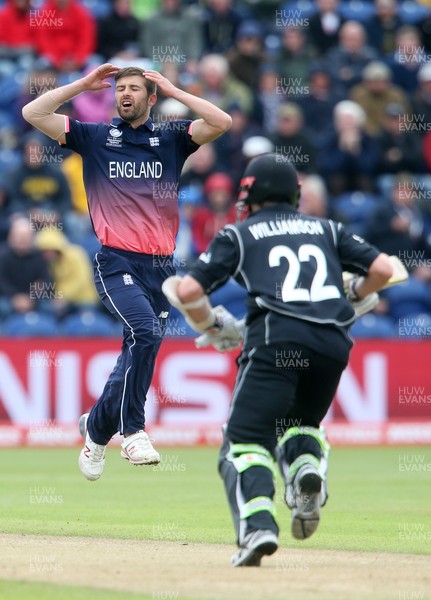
left=291, top=464, right=322, bottom=540
left=231, top=529, right=278, bottom=567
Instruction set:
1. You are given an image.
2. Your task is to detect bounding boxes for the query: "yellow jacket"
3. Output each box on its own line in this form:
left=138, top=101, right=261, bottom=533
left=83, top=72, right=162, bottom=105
left=61, top=153, right=88, bottom=214
left=36, top=229, right=98, bottom=304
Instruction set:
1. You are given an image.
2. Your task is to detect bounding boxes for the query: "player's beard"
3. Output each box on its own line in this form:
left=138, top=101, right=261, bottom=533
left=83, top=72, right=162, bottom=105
left=117, top=97, right=149, bottom=123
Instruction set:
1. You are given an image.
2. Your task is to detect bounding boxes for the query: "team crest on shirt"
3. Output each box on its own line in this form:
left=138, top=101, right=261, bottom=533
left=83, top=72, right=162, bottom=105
left=123, top=273, right=134, bottom=285
left=106, top=128, right=123, bottom=148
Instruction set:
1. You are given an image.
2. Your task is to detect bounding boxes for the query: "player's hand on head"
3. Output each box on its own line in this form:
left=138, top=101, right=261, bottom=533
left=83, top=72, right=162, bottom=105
left=142, top=70, right=177, bottom=97
left=82, top=64, right=120, bottom=91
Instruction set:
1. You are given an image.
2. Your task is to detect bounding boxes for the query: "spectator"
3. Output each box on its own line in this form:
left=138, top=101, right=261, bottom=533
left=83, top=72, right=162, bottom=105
left=227, top=20, right=267, bottom=89
left=376, top=103, right=425, bottom=175
left=253, top=64, right=284, bottom=135
left=175, top=185, right=203, bottom=268
left=34, top=0, right=96, bottom=73
left=418, top=11, right=431, bottom=55
left=367, top=0, right=403, bottom=57
left=319, top=100, right=379, bottom=196
left=307, top=0, right=344, bottom=55
left=412, top=63, right=431, bottom=135
left=297, top=64, right=343, bottom=149
left=97, top=0, right=140, bottom=61
left=140, top=0, right=203, bottom=73
left=326, top=21, right=378, bottom=93
left=197, top=53, right=253, bottom=116
left=152, top=63, right=182, bottom=106
left=35, top=228, right=99, bottom=316
left=0, top=184, right=14, bottom=243
left=0, top=122, right=21, bottom=177
left=298, top=174, right=329, bottom=219
left=202, top=0, right=244, bottom=54
left=271, top=103, right=317, bottom=174
left=242, top=136, right=273, bottom=161
left=213, top=103, right=261, bottom=185
left=0, top=0, right=36, bottom=61
left=350, top=61, right=411, bottom=137
left=276, top=27, right=316, bottom=85
left=191, top=172, right=236, bottom=254
left=152, top=97, right=191, bottom=128
left=238, top=135, right=274, bottom=181
left=5, top=132, right=72, bottom=221
left=181, top=143, right=219, bottom=190
left=365, top=174, right=431, bottom=270
left=0, top=217, right=51, bottom=317
left=389, top=26, right=428, bottom=93
left=59, top=147, right=91, bottom=210
left=14, top=67, right=59, bottom=134
left=422, top=130, right=431, bottom=173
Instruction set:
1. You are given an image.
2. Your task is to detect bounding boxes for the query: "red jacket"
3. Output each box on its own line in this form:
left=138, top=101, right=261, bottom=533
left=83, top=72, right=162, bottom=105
left=34, top=0, right=96, bottom=69
left=0, top=0, right=36, bottom=47
left=191, top=205, right=237, bottom=254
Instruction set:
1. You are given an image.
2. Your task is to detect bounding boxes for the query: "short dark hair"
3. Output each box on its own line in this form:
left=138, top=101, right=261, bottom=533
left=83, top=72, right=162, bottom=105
left=114, top=67, right=157, bottom=95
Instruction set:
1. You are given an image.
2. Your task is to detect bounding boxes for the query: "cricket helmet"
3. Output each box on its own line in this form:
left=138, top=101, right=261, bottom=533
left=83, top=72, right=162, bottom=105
left=236, top=153, right=301, bottom=219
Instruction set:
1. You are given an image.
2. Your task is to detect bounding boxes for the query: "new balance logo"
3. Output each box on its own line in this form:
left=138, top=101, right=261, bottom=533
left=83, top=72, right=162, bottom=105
left=84, top=445, right=91, bottom=458
left=123, top=273, right=134, bottom=285
left=149, top=137, right=160, bottom=147
left=158, top=311, right=169, bottom=318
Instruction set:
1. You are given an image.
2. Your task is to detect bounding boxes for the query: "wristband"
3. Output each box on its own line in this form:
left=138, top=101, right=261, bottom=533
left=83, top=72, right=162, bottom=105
left=347, top=278, right=361, bottom=302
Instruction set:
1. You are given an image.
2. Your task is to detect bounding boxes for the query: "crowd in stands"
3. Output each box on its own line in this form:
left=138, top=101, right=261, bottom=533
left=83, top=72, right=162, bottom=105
left=1, top=0, right=431, bottom=337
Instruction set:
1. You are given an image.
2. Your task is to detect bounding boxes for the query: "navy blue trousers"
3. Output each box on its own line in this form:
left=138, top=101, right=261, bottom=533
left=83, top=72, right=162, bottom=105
left=87, top=246, right=174, bottom=445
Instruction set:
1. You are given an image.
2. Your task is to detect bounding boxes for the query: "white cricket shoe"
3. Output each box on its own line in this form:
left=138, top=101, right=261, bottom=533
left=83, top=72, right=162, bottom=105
left=290, top=464, right=322, bottom=540
left=78, top=413, right=106, bottom=481
left=120, top=431, right=160, bottom=465
left=231, top=529, right=278, bottom=567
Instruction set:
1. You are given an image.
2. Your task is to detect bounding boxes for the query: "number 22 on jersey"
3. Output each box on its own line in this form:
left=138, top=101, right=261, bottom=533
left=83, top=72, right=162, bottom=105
left=269, top=244, right=341, bottom=303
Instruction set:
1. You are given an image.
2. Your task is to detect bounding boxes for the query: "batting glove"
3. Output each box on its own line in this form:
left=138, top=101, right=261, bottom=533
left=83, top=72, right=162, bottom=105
left=346, top=278, right=379, bottom=317
left=194, top=307, right=245, bottom=352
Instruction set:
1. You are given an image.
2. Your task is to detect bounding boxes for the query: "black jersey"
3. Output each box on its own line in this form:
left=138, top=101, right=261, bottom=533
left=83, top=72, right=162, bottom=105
left=188, top=204, right=380, bottom=362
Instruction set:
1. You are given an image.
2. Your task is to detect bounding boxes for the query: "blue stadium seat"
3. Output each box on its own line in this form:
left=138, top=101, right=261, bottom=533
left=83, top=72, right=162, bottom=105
left=382, top=279, right=431, bottom=321
left=349, top=313, right=397, bottom=339
left=376, top=174, right=396, bottom=199
left=1, top=312, right=59, bottom=337
left=281, top=1, right=318, bottom=20
left=81, top=0, right=112, bottom=18
left=377, top=174, right=431, bottom=201
left=398, top=312, right=431, bottom=339
left=0, top=73, right=22, bottom=109
left=339, top=1, right=375, bottom=23
left=72, top=232, right=100, bottom=262
left=60, top=310, right=115, bottom=337
left=333, top=192, right=381, bottom=236
left=399, top=1, right=429, bottom=24
left=0, top=147, right=22, bottom=177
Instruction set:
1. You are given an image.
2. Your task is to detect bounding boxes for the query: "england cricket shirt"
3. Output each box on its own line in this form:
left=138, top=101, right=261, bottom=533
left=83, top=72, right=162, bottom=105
left=62, top=116, right=199, bottom=254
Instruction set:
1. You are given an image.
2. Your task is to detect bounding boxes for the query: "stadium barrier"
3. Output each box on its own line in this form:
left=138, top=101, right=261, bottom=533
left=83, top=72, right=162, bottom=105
left=0, top=338, right=429, bottom=446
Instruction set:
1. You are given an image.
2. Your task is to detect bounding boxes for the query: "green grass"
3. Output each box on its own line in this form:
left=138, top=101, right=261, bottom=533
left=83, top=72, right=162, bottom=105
left=0, top=580, right=161, bottom=600
left=1, top=446, right=431, bottom=554
left=1, top=446, right=431, bottom=599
